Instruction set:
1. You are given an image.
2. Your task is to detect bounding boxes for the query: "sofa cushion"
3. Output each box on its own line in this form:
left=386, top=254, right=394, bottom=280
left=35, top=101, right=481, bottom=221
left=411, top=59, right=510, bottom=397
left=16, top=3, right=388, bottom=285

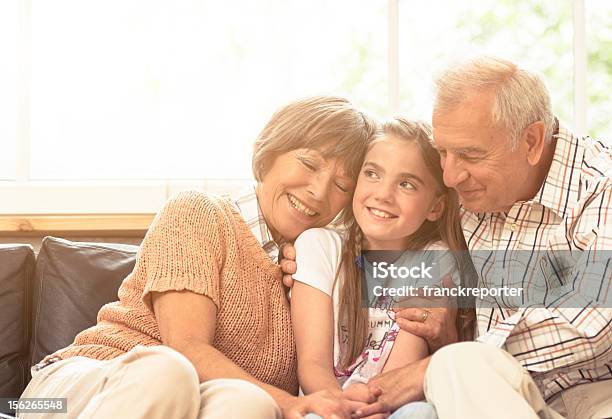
left=0, top=244, right=35, bottom=400
left=29, top=237, right=138, bottom=366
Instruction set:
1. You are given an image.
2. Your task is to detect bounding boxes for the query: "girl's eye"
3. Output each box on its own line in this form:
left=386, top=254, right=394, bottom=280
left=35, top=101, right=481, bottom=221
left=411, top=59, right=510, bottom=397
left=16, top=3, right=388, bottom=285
left=399, top=181, right=416, bottom=190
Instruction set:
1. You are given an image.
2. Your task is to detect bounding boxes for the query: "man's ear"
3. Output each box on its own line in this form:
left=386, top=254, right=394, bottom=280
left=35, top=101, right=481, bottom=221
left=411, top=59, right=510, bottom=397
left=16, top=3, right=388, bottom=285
left=522, top=121, right=546, bottom=166
left=426, top=194, right=446, bottom=222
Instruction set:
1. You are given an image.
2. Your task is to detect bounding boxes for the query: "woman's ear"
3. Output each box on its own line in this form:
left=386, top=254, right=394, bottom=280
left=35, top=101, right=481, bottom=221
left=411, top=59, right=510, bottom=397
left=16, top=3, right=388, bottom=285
left=426, top=194, right=446, bottom=222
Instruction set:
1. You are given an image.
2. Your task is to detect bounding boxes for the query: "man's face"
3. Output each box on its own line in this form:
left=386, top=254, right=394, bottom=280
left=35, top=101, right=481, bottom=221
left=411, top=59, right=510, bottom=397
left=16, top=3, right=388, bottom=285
left=432, top=91, right=531, bottom=213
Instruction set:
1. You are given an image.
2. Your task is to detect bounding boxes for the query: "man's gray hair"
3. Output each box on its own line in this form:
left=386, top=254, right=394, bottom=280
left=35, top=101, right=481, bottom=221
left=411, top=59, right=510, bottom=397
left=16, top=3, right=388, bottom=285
left=433, top=56, right=555, bottom=148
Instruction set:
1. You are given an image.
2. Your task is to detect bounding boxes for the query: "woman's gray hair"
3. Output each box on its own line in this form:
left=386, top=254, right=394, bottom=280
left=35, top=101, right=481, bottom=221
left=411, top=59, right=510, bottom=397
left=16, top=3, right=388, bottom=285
left=433, top=56, right=555, bottom=148
left=252, top=96, right=377, bottom=183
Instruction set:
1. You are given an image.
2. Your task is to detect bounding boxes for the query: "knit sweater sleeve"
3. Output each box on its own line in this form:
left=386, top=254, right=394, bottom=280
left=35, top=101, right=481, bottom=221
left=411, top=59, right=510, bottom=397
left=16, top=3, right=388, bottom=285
left=140, top=191, right=227, bottom=313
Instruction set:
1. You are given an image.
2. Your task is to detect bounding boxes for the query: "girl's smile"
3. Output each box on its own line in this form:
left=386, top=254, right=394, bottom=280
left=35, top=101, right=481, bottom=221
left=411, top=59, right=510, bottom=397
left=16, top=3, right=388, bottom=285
left=352, top=135, right=445, bottom=251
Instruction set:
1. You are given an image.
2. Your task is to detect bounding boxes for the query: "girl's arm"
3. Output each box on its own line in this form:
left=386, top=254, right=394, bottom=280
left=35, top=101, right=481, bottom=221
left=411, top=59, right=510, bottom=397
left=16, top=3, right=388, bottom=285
left=291, top=280, right=342, bottom=396
left=383, top=270, right=458, bottom=372
left=381, top=329, right=428, bottom=373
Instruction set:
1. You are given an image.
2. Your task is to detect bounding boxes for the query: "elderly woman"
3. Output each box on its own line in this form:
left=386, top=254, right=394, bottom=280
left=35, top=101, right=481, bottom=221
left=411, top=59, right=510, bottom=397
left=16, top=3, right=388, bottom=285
left=21, top=97, right=378, bottom=419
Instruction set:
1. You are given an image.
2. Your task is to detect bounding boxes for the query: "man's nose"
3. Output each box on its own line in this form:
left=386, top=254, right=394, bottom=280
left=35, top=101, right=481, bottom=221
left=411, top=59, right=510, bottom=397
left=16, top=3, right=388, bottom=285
left=442, top=155, right=469, bottom=188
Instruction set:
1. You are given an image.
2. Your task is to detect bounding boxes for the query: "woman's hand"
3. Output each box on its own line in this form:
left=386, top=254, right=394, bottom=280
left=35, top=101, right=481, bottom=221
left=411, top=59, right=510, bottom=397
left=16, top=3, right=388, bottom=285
left=283, top=390, right=352, bottom=419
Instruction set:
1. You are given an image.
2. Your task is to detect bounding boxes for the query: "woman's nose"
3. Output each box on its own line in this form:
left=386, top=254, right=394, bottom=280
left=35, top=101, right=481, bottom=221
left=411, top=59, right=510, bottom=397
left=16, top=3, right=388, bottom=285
left=306, top=172, right=331, bottom=201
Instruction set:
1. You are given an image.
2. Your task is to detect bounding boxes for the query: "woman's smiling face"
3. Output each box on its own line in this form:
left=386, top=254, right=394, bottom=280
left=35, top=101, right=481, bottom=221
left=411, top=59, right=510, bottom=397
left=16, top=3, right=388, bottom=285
left=352, top=135, right=444, bottom=250
left=256, top=148, right=354, bottom=243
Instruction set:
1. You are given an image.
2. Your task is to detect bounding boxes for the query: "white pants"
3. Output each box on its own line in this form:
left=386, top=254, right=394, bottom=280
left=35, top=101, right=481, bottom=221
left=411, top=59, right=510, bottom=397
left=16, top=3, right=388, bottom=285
left=19, top=345, right=281, bottom=419
left=424, top=342, right=612, bottom=419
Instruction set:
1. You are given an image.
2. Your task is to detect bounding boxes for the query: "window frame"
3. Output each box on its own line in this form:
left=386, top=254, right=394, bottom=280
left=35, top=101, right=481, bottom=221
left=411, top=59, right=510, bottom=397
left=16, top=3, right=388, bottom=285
left=1, top=0, right=590, bottom=221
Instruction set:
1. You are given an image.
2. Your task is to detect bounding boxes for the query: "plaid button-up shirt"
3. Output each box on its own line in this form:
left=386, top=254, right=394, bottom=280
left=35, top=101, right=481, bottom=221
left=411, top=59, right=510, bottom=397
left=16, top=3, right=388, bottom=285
left=462, top=124, right=612, bottom=400
left=232, top=186, right=280, bottom=262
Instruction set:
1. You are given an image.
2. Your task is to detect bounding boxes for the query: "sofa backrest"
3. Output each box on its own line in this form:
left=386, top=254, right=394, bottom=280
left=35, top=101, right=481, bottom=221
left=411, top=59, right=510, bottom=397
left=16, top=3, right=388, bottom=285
left=0, top=236, right=140, bottom=405
left=29, top=237, right=139, bottom=366
left=0, top=244, right=35, bottom=401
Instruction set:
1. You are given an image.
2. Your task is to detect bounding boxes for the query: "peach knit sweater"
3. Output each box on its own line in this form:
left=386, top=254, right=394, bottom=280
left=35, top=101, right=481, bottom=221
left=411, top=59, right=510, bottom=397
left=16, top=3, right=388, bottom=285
left=51, top=191, right=298, bottom=394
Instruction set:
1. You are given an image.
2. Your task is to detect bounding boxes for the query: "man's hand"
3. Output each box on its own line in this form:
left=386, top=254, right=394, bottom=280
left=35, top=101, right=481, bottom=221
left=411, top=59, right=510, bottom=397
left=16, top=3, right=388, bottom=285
left=354, top=357, right=430, bottom=418
left=283, top=390, right=351, bottom=419
left=280, top=243, right=297, bottom=288
left=394, top=306, right=457, bottom=354
left=341, top=384, right=389, bottom=419
left=393, top=277, right=458, bottom=353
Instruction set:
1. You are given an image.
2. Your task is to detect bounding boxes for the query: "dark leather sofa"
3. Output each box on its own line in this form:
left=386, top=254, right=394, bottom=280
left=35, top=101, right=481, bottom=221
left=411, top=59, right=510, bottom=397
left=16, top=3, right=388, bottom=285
left=0, top=237, right=138, bottom=416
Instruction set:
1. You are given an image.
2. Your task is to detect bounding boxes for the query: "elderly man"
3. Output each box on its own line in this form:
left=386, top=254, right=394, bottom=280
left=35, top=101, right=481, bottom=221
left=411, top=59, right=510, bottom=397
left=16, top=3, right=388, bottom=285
left=418, top=56, right=612, bottom=419
left=283, top=56, right=612, bottom=419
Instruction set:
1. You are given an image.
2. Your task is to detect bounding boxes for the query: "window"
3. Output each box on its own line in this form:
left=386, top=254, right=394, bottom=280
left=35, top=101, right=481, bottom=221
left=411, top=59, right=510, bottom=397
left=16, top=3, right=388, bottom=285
left=398, top=0, right=573, bottom=127
left=1, top=0, right=610, bottom=214
left=0, top=1, right=18, bottom=181
left=587, top=0, right=612, bottom=139
left=29, top=0, right=386, bottom=181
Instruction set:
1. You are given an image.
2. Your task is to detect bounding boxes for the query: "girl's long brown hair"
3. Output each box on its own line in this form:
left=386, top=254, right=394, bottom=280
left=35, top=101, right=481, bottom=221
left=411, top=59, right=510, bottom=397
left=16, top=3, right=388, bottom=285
left=335, top=117, right=476, bottom=369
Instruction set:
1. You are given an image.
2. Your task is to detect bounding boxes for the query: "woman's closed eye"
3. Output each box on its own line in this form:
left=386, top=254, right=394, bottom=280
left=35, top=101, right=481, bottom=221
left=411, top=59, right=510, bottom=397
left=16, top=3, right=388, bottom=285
left=334, top=181, right=350, bottom=193
left=298, top=156, right=318, bottom=171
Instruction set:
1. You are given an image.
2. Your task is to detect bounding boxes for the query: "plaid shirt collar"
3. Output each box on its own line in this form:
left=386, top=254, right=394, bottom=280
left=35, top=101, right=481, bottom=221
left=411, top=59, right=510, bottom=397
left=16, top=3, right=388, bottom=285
left=472, top=118, right=579, bottom=221
left=532, top=121, right=584, bottom=219
left=232, top=185, right=280, bottom=262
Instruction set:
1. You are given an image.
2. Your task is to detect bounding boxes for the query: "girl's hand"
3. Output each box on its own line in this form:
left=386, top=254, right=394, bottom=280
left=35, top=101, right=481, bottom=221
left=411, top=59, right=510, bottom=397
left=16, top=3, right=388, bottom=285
left=283, top=390, right=351, bottom=419
left=341, top=384, right=390, bottom=419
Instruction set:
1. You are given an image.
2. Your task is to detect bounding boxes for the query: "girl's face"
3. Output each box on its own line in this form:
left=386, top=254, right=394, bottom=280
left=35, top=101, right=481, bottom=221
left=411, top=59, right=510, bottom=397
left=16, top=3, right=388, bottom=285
left=352, top=135, right=445, bottom=250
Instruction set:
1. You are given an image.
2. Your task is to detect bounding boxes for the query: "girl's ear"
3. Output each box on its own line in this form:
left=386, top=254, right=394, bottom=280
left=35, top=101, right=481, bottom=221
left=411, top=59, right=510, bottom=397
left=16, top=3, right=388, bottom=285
left=426, top=194, right=446, bottom=222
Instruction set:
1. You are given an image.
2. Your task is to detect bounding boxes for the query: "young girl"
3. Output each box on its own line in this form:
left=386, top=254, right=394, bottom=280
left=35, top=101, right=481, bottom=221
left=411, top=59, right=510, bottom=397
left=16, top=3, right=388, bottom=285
left=291, top=118, right=474, bottom=416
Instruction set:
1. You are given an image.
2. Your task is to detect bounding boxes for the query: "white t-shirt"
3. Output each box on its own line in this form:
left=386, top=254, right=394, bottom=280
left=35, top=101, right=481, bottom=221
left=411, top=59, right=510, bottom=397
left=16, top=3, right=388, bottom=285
left=293, top=227, right=458, bottom=385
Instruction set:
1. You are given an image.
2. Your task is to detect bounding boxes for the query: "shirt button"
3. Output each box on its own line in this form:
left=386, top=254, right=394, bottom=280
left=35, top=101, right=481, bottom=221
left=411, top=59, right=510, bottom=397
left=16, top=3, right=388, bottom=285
left=510, top=223, right=517, bottom=232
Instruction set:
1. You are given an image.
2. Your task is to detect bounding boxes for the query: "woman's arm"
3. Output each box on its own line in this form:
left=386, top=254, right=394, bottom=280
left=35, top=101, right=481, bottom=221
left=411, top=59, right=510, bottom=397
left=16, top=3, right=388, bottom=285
left=153, top=290, right=352, bottom=418
left=291, top=281, right=342, bottom=396
left=141, top=194, right=351, bottom=417
left=152, top=291, right=297, bottom=408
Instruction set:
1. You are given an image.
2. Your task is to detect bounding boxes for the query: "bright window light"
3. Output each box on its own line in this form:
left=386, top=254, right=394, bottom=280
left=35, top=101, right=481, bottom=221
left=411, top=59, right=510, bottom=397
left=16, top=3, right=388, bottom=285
left=0, top=1, right=18, bottom=180
left=398, top=0, right=573, bottom=127
left=30, top=0, right=387, bottom=181
left=587, top=0, right=612, bottom=139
